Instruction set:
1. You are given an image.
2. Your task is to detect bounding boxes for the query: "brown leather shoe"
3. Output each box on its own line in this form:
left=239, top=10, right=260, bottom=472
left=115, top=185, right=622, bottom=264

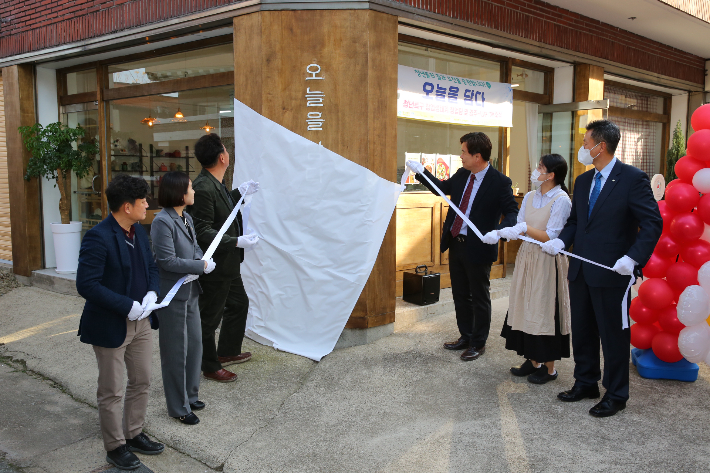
left=203, top=369, right=237, bottom=383
left=443, top=338, right=469, bottom=350
left=218, top=352, right=252, bottom=367
left=460, top=345, right=485, bottom=361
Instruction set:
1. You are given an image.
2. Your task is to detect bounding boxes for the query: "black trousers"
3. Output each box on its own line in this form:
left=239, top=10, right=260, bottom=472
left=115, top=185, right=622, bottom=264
left=448, top=237, right=492, bottom=347
left=568, top=266, right=631, bottom=402
left=198, top=275, right=249, bottom=373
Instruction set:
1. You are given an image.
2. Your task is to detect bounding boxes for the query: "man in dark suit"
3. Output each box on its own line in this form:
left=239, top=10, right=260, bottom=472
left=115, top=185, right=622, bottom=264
left=407, top=132, right=519, bottom=361
left=76, top=174, right=164, bottom=470
left=188, top=133, right=259, bottom=383
left=541, top=120, right=662, bottom=417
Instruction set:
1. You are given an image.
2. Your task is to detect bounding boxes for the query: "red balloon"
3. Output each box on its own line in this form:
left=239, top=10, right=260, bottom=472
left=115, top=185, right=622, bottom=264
left=652, top=331, right=683, bottom=363
left=687, top=129, right=710, bottom=161
left=657, top=305, right=685, bottom=335
left=680, top=239, right=710, bottom=268
left=697, top=194, right=710, bottom=225
left=670, top=212, right=704, bottom=242
left=642, top=253, right=673, bottom=279
left=665, top=261, right=699, bottom=292
left=658, top=201, right=676, bottom=233
left=629, top=298, right=660, bottom=324
left=638, top=278, right=674, bottom=310
left=692, top=103, right=710, bottom=132
left=665, top=183, right=701, bottom=213
left=674, top=156, right=705, bottom=182
left=654, top=233, right=680, bottom=259
left=631, top=323, right=662, bottom=349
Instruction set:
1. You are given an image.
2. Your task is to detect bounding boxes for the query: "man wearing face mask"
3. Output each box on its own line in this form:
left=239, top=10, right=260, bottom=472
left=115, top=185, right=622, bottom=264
left=540, top=120, right=662, bottom=417
left=407, top=132, right=518, bottom=361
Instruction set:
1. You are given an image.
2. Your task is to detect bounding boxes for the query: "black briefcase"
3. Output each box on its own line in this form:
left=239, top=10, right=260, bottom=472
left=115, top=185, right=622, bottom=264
left=403, top=265, right=440, bottom=306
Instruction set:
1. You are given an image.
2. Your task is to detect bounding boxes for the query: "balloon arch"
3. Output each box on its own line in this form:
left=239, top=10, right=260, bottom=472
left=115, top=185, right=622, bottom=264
left=631, top=103, right=710, bottom=380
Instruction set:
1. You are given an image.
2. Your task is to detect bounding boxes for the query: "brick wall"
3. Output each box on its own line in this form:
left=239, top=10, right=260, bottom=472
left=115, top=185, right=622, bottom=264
left=0, top=0, right=705, bottom=85
left=394, top=0, right=706, bottom=85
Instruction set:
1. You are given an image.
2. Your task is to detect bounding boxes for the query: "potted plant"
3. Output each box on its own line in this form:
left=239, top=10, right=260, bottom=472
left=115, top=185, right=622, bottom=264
left=511, top=182, right=519, bottom=195
left=665, top=120, right=685, bottom=184
left=19, top=122, right=99, bottom=273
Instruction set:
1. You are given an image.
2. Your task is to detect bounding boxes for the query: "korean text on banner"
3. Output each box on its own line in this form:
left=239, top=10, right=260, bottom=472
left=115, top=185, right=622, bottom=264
left=397, top=64, right=513, bottom=128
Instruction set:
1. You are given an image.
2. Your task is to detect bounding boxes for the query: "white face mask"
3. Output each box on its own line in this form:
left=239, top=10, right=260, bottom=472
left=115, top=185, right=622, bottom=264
left=577, top=142, right=602, bottom=166
left=530, top=169, right=550, bottom=188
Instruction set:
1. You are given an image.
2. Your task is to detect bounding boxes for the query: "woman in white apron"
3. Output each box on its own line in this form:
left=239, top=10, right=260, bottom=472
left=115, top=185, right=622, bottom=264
left=498, top=154, right=572, bottom=384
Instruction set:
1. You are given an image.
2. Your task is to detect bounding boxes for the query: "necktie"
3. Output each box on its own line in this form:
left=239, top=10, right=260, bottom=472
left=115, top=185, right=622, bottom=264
left=588, top=172, right=603, bottom=218
left=451, top=175, right=474, bottom=237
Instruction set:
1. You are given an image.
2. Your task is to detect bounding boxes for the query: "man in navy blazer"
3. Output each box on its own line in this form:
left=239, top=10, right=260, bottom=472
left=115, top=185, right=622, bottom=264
left=542, top=120, right=662, bottom=417
left=408, top=132, right=518, bottom=361
left=76, top=175, right=165, bottom=470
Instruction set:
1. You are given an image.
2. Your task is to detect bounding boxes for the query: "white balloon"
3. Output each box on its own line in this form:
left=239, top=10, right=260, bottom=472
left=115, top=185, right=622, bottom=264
left=704, top=348, right=710, bottom=366
left=698, top=262, right=710, bottom=294
left=677, top=285, right=710, bottom=326
left=693, top=168, right=710, bottom=194
left=701, top=224, right=710, bottom=244
left=678, top=324, right=710, bottom=362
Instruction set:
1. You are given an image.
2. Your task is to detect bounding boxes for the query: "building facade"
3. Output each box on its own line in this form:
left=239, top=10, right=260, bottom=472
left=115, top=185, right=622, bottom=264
left=1, top=0, right=709, bottom=332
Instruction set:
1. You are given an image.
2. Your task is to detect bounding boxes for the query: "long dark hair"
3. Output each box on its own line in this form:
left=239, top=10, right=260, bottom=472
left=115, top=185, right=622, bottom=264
left=539, top=154, right=569, bottom=195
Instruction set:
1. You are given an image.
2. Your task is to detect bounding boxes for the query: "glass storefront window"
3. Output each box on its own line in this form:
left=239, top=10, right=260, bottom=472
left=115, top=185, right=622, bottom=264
left=108, top=85, right=235, bottom=232
left=66, top=69, right=97, bottom=95
left=511, top=66, right=545, bottom=94
left=61, top=102, right=101, bottom=237
left=108, top=44, right=234, bottom=88
left=398, top=44, right=502, bottom=192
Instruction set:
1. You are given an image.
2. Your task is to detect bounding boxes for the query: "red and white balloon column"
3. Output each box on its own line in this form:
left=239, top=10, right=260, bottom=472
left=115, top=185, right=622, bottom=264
left=631, top=103, right=710, bottom=365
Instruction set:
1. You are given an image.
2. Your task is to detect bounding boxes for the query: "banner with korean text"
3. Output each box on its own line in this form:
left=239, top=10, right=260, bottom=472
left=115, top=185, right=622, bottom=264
left=397, top=65, right=513, bottom=128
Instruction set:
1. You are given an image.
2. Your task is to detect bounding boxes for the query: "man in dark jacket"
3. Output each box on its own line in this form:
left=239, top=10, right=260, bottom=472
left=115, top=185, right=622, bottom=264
left=188, top=133, right=259, bottom=383
left=408, top=132, right=519, bottom=361
left=542, top=120, right=663, bottom=417
left=76, top=174, right=164, bottom=470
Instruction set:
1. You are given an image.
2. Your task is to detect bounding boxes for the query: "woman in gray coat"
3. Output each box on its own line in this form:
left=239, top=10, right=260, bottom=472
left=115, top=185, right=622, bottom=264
left=151, top=172, right=216, bottom=425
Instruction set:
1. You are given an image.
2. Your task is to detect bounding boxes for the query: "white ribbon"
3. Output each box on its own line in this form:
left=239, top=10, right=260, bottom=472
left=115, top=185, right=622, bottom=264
left=148, top=192, right=247, bottom=312
left=405, top=164, right=635, bottom=329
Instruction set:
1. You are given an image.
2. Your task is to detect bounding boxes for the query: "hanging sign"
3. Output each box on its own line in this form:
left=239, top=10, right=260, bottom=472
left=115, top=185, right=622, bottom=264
left=397, top=65, right=513, bottom=128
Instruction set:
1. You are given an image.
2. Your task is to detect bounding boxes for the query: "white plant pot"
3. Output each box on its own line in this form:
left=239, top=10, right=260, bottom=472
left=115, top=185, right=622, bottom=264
left=51, top=221, right=83, bottom=274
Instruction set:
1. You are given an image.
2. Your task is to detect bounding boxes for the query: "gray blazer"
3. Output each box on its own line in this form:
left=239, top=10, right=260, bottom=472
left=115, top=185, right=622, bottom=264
left=150, top=208, right=205, bottom=301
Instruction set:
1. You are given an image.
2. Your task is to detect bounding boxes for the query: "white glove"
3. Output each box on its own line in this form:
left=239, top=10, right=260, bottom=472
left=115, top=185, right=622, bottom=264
left=127, top=301, right=143, bottom=321
left=613, top=255, right=637, bottom=276
left=540, top=238, right=565, bottom=256
left=405, top=160, right=425, bottom=175
left=141, top=291, right=158, bottom=310
left=237, top=233, right=260, bottom=249
left=138, top=308, right=153, bottom=321
left=204, top=258, right=216, bottom=274
left=183, top=274, right=200, bottom=284
left=480, top=230, right=500, bottom=245
left=238, top=180, right=260, bottom=196
left=498, top=222, right=527, bottom=241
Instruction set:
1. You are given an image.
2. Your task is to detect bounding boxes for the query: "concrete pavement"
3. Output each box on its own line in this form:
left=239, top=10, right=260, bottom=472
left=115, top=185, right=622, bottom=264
left=1, top=285, right=709, bottom=472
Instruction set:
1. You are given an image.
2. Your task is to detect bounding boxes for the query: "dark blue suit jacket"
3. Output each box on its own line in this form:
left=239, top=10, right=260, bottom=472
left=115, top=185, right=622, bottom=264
left=417, top=166, right=519, bottom=265
left=558, top=159, right=663, bottom=288
left=76, top=214, right=160, bottom=348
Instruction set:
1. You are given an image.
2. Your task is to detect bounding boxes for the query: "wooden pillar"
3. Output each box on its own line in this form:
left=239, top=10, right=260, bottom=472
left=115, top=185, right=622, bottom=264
left=572, top=64, right=605, bottom=192
left=2, top=64, right=41, bottom=277
left=233, top=10, right=398, bottom=329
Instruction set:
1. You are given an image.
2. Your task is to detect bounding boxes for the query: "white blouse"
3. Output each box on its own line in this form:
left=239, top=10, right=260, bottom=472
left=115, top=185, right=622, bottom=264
left=516, top=185, right=572, bottom=240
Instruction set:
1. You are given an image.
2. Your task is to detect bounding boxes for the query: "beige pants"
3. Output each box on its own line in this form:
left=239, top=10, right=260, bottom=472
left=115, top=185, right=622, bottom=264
left=93, top=318, right=152, bottom=451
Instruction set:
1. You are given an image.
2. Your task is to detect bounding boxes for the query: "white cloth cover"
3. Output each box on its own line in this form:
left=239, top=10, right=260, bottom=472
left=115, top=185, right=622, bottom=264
left=232, top=99, right=402, bottom=361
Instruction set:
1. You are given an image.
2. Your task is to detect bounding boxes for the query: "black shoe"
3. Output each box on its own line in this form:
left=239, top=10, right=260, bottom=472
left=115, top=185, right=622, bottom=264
left=444, top=338, right=469, bottom=350
left=510, top=359, right=539, bottom=377
left=173, top=412, right=200, bottom=425
left=557, top=384, right=601, bottom=402
left=106, top=444, right=141, bottom=470
left=190, top=400, right=206, bottom=411
left=126, top=432, right=165, bottom=455
left=527, top=366, right=558, bottom=385
left=589, top=396, right=626, bottom=418
left=460, top=345, right=485, bottom=361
